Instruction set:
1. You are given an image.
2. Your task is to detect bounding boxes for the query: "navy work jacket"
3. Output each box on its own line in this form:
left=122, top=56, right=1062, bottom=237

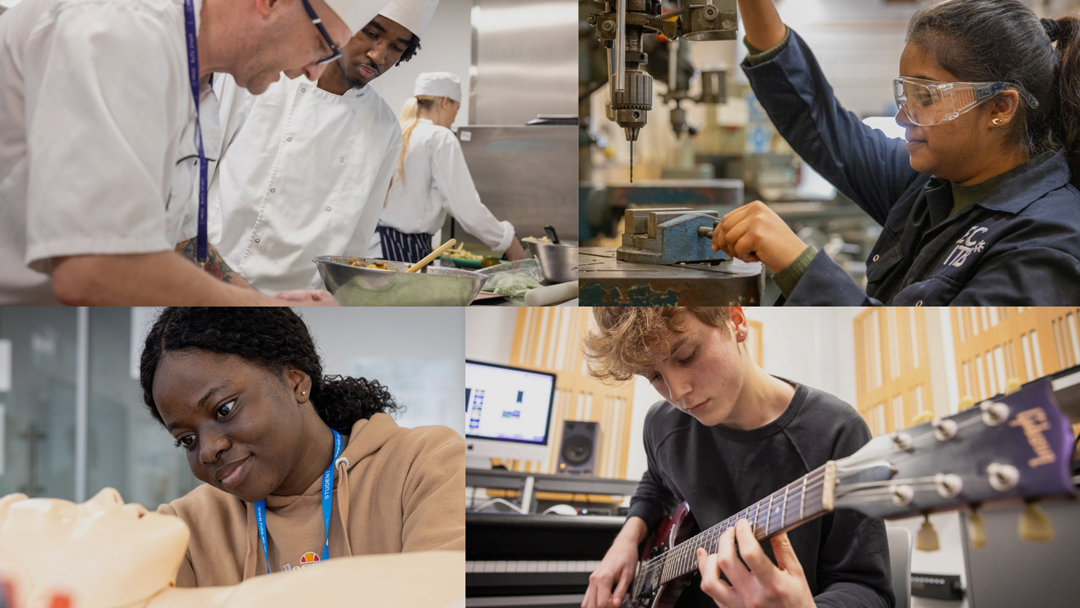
left=743, top=30, right=1080, bottom=305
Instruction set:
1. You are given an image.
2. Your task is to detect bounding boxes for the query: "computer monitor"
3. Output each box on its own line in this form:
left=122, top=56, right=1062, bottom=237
left=465, top=360, right=557, bottom=466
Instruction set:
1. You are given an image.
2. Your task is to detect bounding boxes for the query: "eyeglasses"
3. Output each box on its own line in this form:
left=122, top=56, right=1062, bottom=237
left=300, top=0, right=342, bottom=66
left=894, top=77, right=1040, bottom=127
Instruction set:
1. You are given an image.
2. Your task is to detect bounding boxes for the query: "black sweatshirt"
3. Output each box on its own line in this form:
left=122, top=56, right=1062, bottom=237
left=627, top=382, right=895, bottom=608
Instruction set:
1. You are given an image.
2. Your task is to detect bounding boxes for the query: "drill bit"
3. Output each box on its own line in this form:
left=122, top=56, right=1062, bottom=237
left=630, top=140, right=634, bottom=183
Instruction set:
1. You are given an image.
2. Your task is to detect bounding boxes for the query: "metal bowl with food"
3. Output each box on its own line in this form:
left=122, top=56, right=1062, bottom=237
left=313, top=256, right=486, bottom=306
left=525, top=240, right=579, bottom=284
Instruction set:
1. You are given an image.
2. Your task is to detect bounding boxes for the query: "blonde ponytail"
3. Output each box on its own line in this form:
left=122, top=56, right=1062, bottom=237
left=395, top=95, right=442, bottom=182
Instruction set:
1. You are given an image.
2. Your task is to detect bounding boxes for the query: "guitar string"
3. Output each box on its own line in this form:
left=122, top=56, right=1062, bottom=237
left=638, top=482, right=825, bottom=578
left=639, top=404, right=1025, bottom=588
left=637, top=470, right=831, bottom=581
left=641, top=473, right=829, bottom=573
left=835, top=414, right=986, bottom=468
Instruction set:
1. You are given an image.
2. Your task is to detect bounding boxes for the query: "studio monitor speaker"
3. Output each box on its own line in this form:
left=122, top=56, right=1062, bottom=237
left=557, top=420, right=599, bottom=475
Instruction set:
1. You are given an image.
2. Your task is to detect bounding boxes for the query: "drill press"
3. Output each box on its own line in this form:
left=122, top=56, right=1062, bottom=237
left=586, top=0, right=738, bottom=181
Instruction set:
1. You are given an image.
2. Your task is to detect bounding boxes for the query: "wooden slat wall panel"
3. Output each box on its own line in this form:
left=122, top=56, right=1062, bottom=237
left=494, top=308, right=636, bottom=477
left=949, top=307, right=1080, bottom=399
left=853, top=308, right=931, bottom=436
left=950, top=308, right=1080, bottom=437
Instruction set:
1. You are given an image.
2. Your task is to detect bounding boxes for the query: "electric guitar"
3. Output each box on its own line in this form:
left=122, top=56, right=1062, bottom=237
left=625, top=373, right=1079, bottom=608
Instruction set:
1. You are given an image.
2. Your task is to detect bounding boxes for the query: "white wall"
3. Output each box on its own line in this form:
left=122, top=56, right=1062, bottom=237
left=132, top=308, right=465, bottom=433
left=370, top=0, right=474, bottom=130
left=464, top=308, right=519, bottom=364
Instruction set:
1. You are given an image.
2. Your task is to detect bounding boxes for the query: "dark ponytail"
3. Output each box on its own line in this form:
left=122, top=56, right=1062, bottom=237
left=139, top=308, right=400, bottom=435
left=1052, top=16, right=1080, bottom=182
left=908, top=0, right=1080, bottom=181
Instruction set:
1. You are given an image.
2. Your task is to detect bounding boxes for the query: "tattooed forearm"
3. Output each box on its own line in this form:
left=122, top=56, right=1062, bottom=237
left=175, top=239, right=254, bottom=289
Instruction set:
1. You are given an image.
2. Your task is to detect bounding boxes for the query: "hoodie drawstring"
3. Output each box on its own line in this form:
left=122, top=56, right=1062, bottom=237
left=335, top=457, right=353, bottom=556
left=243, top=501, right=258, bottom=580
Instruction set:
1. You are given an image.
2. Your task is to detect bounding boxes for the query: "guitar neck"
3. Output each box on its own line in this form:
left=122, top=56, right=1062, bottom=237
left=648, top=462, right=837, bottom=585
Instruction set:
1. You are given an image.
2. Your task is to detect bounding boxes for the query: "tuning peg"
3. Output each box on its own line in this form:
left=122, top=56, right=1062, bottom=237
left=958, top=396, right=975, bottom=411
left=1005, top=378, right=1022, bottom=395
left=1018, top=503, right=1055, bottom=543
left=916, top=514, right=940, bottom=552
left=913, top=411, right=934, bottom=425
left=968, top=508, right=986, bottom=549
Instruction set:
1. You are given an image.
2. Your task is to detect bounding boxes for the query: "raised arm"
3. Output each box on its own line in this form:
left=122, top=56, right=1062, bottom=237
left=737, top=0, right=926, bottom=224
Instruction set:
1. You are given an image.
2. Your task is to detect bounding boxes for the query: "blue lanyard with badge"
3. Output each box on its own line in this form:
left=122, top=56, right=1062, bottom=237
left=253, top=428, right=343, bottom=574
left=182, top=0, right=210, bottom=262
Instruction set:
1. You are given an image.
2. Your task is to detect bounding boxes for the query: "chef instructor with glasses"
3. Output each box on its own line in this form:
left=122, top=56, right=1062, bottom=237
left=0, top=0, right=388, bottom=305
left=705, top=0, right=1080, bottom=306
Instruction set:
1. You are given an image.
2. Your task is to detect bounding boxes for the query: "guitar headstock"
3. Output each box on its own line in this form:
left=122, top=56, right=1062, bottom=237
left=833, top=379, right=1076, bottom=521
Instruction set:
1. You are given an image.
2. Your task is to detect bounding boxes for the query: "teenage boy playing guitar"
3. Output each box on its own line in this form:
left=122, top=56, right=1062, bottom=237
left=581, top=307, right=893, bottom=608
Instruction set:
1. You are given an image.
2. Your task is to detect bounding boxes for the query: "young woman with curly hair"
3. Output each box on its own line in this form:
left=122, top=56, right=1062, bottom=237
left=140, top=307, right=464, bottom=586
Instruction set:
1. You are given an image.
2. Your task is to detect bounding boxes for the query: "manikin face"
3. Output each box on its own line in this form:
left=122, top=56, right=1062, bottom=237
left=641, top=311, right=748, bottom=427
left=234, top=0, right=353, bottom=94
left=0, top=489, right=189, bottom=608
left=895, top=42, right=1017, bottom=183
left=152, top=349, right=313, bottom=504
left=335, top=15, right=414, bottom=88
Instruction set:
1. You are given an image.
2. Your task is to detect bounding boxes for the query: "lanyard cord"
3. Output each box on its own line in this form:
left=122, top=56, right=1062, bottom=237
left=182, top=0, right=209, bottom=261
left=253, top=428, right=343, bottom=574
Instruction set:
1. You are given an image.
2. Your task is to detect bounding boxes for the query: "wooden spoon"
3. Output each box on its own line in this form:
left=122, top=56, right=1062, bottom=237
left=406, top=238, right=458, bottom=273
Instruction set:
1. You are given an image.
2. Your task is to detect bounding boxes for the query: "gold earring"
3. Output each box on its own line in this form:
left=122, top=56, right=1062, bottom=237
left=992, top=118, right=1005, bottom=126
left=301, top=391, right=307, bottom=396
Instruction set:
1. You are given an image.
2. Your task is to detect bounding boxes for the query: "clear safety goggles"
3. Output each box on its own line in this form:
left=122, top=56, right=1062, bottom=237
left=893, top=77, right=1040, bottom=127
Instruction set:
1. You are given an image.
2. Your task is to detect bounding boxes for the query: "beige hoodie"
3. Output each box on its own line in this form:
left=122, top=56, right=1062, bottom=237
left=157, top=413, right=464, bottom=587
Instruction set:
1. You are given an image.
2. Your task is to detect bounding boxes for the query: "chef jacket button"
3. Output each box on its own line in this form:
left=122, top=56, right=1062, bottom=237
left=301, top=87, right=306, bottom=93
left=270, top=188, right=276, bottom=193
left=340, top=157, right=345, bottom=162
left=287, top=137, right=293, bottom=142
left=872, top=254, right=880, bottom=262
left=326, top=206, right=331, bottom=212
left=255, top=238, right=261, bottom=243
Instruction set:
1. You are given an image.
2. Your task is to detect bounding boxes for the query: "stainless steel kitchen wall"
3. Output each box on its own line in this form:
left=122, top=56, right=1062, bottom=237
left=468, top=0, right=577, bottom=125
left=453, top=125, right=578, bottom=243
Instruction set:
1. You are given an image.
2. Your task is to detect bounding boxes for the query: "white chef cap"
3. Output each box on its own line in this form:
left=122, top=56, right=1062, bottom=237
left=414, top=72, right=461, bottom=102
left=323, top=0, right=390, bottom=34
left=379, top=0, right=440, bottom=39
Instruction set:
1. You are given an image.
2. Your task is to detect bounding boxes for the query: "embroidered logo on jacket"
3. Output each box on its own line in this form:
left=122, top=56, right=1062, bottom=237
left=282, top=551, right=322, bottom=572
left=944, top=226, right=988, bottom=268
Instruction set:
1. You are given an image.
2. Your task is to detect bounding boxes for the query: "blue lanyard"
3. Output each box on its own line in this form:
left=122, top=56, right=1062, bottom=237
left=181, top=0, right=209, bottom=261
left=254, top=428, right=342, bottom=574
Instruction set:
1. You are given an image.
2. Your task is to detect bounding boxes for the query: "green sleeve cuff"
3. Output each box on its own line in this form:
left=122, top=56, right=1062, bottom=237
left=744, top=26, right=792, bottom=66
left=773, top=245, right=817, bottom=297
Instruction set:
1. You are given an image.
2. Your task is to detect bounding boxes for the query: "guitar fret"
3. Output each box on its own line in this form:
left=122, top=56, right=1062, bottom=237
left=661, top=466, right=834, bottom=584
left=800, top=474, right=807, bottom=520
left=764, top=493, right=772, bottom=537
left=780, top=485, right=788, bottom=531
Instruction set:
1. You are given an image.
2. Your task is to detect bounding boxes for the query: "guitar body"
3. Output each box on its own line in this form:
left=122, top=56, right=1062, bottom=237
left=632, top=502, right=698, bottom=608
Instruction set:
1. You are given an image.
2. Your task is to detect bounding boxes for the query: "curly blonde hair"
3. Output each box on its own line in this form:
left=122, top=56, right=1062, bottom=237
left=584, top=307, right=733, bottom=384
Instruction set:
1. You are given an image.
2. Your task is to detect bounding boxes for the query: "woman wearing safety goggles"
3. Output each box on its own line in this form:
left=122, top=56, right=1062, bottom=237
left=709, top=0, right=1080, bottom=306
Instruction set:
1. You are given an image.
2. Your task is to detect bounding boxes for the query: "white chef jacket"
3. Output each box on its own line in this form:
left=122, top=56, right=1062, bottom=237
left=367, top=119, right=513, bottom=256
left=209, top=75, right=402, bottom=294
left=0, top=0, right=221, bottom=304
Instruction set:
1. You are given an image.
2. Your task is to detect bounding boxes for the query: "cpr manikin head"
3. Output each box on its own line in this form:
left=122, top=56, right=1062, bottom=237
left=0, top=489, right=189, bottom=608
left=414, top=72, right=462, bottom=128
left=584, top=307, right=752, bottom=427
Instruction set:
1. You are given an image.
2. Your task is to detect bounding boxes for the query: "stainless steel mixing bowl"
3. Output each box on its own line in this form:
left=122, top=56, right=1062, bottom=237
left=314, top=256, right=486, bottom=306
left=525, top=241, right=579, bottom=284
